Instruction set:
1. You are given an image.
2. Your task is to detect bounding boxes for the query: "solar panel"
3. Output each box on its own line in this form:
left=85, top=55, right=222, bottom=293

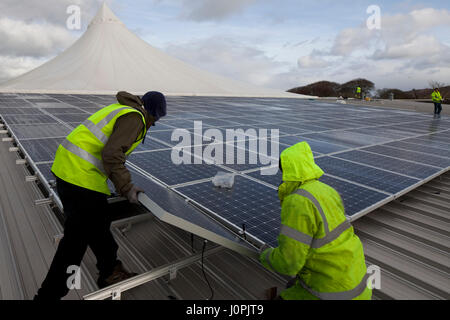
left=128, top=150, right=227, bottom=186
left=1, top=114, right=58, bottom=125
left=19, top=138, right=63, bottom=163
left=319, top=175, right=390, bottom=217
left=334, top=150, right=441, bottom=179
left=279, top=135, right=346, bottom=154
left=315, top=156, right=420, bottom=194
left=0, top=107, right=43, bottom=115
left=1, top=93, right=448, bottom=252
left=362, top=145, right=450, bottom=168
left=8, top=124, right=71, bottom=139
left=175, top=175, right=281, bottom=247
left=381, top=141, right=450, bottom=158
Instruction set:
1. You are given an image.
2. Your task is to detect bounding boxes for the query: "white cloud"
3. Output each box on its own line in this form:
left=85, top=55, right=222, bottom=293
left=165, top=36, right=287, bottom=87
left=297, top=54, right=329, bottom=69
left=0, top=55, right=46, bottom=83
left=0, top=18, right=75, bottom=57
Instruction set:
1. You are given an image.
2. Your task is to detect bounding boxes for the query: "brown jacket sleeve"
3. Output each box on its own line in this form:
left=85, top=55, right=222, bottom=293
left=102, top=113, right=144, bottom=196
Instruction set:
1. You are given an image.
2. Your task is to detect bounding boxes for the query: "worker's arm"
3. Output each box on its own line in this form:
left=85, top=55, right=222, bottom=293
left=102, top=113, right=144, bottom=196
left=260, top=195, right=317, bottom=276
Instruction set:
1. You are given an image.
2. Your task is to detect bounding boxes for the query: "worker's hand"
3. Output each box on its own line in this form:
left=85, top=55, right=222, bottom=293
left=126, top=185, right=145, bottom=204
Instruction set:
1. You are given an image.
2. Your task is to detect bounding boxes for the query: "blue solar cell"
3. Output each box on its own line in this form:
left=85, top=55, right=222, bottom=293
left=282, top=136, right=347, bottom=154
left=384, top=141, right=450, bottom=159
left=302, top=131, right=390, bottom=148
left=319, top=175, right=390, bottom=217
left=55, top=113, right=90, bottom=123
left=19, top=138, right=62, bottom=162
left=2, top=114, right=58, bottom=125
left=9, top=124, right=70, bottom=139
left=362, top=145, right=450, bottom=168
left=334, top=150, right=440, bottom=179
left=134, top=138, right=171, bottom=152
left=315, top=157, right=420, bottom=194
left=175, top=176, right=281, bottom=247
left=128, top=150, right=228, bottom=186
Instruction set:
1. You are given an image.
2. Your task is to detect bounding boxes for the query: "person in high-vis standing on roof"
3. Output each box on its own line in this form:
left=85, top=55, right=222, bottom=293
left=432, top=88, right=443, bottom=119
left=356, top=86, right=362, bottom=99
left=260, top=142, right=372, bottom=300
left=34, top=91, right=167, bottom=300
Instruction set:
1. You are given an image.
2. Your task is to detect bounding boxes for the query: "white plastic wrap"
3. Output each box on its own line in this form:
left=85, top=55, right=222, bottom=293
left=212, top=172, right=235, bottom=189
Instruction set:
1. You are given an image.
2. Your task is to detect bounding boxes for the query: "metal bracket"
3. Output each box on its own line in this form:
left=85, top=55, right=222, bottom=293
left=169, top=267, right=178, bottom=281
left=0, top=130, right=8, bottom=134
left=16, top=159, right=27, bottom=165
left=35, top=197, right=54, bottom=206
left=25, top=175, right=38, bottom=182
left=2, top=137, right=13, bottom=142
left=9, top=147, right=19, bottom=152
left=83, top=246, right=224, bottom=300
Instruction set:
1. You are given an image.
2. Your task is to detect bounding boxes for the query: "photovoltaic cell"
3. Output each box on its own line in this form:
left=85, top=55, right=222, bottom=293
left=19, top=138, right=63, bottom=162
left=8, top=124, right=71, bottom=139
left=334, top=150, right=441, bottom=179
left=315, top=157, right=420, bottom=194
left=282, top=136, right=347, bottom=154
left=175, top=176, right=281, bottom=247
left=2, top=114, right=58, bottom=125
left=319, top=175, right=390, bottom=217
left=362, top=145, right=450, bottom=168
left=384, top=141, right=450, bottom=159
left=128, top=150, right=227, bottom=186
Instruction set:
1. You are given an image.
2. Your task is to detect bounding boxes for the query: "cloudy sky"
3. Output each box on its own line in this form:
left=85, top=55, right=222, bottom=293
left=1, top=0, right=449, bottom=90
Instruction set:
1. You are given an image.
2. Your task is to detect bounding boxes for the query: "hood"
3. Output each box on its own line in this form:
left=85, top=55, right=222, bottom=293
left=280, top=142, right=324, bottom=182
left=116, top=91, right=153, bottom=129
left=278, top=142, right=324, bottom=202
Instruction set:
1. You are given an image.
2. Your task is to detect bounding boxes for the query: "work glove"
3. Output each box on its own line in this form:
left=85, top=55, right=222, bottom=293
left=126, top=185, right=145, bottom=204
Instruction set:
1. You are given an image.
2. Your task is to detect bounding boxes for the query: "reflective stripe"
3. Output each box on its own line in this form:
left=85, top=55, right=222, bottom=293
left=287, top=189, right=352, bottom=248
left=312, top=220, right=352, bottom=248
left=83, top=120, right=108, bottom=144
left=280, top=225, right=313, bottom=247
left=97, top=107, right=135, bottom=129
left=61, top=139, right=105, bottom=174
left=293, top=189, right=329, bottom=233
left=298, top=273, right=370, bottom=300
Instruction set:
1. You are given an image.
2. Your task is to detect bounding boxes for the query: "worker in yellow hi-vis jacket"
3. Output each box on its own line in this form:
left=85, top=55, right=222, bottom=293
left=260, top=142, right=372, bottom=300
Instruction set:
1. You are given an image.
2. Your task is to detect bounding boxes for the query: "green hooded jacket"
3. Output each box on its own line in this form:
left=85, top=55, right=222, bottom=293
left=260, top=142, right=372, bottom=300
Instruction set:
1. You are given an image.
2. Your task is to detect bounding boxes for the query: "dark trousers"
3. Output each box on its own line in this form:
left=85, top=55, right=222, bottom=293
left=35, top=178, right=119, bottom=300
left=434, top=103, right=442, bottom=115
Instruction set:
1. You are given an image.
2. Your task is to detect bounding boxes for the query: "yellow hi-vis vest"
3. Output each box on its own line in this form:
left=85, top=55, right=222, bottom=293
left=52, top=104, right=147, bottom=195
left=356, top=87, right=362, bottom=93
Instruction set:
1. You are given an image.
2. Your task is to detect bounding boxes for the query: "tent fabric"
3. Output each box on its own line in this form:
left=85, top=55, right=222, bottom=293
left=0, top=4, right=311, bottom=98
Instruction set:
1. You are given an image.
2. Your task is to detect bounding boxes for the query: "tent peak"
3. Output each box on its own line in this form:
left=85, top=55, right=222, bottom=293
left=89, top=2, right=123, bottom=26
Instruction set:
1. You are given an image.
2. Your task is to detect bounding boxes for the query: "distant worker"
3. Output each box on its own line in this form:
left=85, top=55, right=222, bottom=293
left=34, top=91, right=167, bottom=300
left=356, top=86, right=362, bottom=99
left=432, top=88, right=443, bottom=119
left=260, top=142, right=372, bottom=300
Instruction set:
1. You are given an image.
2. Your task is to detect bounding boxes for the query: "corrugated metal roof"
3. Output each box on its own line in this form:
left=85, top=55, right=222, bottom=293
left=354, top=171, right=450, bottom=300
left=0, top=128, right=449, bottom=300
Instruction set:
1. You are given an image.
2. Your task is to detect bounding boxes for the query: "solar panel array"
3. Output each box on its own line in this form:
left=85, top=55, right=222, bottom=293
left=1, top=93, right=449, bottom=248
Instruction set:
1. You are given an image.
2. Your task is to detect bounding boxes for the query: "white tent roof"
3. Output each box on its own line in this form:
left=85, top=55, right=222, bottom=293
left=0, top=3, right=310, bottom=98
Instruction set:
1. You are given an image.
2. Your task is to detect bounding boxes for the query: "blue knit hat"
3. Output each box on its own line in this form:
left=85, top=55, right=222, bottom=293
left=142, top=91, right=167, bottom=123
